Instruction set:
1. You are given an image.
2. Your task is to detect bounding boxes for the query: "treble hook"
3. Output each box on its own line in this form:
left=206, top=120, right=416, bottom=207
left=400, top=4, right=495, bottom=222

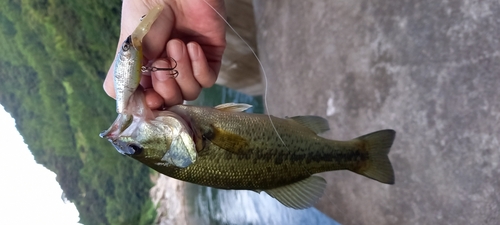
left=141, top=57, right=179, bottom=78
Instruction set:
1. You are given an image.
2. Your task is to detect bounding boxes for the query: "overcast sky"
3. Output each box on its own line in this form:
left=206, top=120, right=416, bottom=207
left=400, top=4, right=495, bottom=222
left=0, top=105, right=81, bottom=225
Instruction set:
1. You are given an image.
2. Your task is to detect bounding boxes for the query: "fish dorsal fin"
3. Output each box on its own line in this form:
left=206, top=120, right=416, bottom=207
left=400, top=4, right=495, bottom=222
left=264, top=175, right=326, bottom=209
left=207, top=125, right=250, bottom=155
left=289, top=116, right=330, bottom=134
left=214, top=103, right=253, bottom=112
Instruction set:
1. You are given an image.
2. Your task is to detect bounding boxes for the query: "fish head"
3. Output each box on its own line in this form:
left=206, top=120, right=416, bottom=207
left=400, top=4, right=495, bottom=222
left=118, top=36, right=138, bottom=58
left=101, top=109, right=197, bottom=169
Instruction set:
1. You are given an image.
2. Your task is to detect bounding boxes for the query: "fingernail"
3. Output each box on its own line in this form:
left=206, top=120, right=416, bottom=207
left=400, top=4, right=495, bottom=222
left=187, top=42, right=199, bottom=61
left=169, top=40, right=184, bottom=61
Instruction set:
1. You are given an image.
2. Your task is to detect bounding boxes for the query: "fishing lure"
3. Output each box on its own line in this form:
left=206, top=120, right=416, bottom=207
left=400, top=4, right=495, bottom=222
left=113, top=5, right=178, bottom=114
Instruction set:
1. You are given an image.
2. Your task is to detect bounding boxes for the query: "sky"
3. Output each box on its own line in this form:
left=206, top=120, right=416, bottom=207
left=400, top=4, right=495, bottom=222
left=0, top=105, right=81, bottom=225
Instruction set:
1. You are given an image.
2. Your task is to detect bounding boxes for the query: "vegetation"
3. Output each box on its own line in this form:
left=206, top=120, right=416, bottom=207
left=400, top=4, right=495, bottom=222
left=0, top=0, right=155, bottom=224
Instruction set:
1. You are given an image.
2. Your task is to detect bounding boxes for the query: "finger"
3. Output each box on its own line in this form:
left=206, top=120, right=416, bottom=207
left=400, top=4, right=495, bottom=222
left=140, top=74, right=153, bottom=89
left=151, top=58, right=183, bottom=106
left=143, top=88, right=165, bottom=109
left=187, top=42, right=218, bottom=88
left=142, top=5, right=174, bottom=60
left=164, top=39, right=201, bottom=100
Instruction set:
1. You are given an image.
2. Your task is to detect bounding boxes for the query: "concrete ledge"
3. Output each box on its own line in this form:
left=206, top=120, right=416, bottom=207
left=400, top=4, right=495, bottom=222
left=253, top=0, right=500, bottom=224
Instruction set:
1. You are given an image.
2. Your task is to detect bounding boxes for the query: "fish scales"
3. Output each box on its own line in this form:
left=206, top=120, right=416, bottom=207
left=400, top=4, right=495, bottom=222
left=112, top=5, right=164, bottom=114
left=113, top=36, right=142, bottom=114
left=132, top=105, right=371, bottom=190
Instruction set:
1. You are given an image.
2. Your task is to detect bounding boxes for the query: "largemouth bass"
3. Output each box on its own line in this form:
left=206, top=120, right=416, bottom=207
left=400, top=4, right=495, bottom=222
left=101, top=91, right=396, bottom=209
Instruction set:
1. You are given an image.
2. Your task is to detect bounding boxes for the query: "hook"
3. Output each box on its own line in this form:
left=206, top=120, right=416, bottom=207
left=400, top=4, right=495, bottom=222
left=141, top=57, right=179, bottom=78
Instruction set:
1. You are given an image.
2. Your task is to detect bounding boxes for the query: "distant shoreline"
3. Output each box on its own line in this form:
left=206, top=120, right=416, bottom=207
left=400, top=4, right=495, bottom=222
left=150, top=174, right=189, bottom=225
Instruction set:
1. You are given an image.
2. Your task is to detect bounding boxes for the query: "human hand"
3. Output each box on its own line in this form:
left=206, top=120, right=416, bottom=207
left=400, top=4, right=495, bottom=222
left=104, top=0, right=226, bottom=109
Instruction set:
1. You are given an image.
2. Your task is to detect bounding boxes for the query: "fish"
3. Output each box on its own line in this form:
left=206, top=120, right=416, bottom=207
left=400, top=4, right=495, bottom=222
left=103, top=3, right=396, bottom=209
left=101, top=90, right=396, bottom=209
left=113, top=5, right=164, bottom=114
left=113, top=35, right=142, bottom=114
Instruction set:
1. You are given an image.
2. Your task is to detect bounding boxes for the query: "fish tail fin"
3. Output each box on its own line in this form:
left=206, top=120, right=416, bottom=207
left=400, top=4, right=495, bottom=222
left=353, top=129, right=396, bottom=184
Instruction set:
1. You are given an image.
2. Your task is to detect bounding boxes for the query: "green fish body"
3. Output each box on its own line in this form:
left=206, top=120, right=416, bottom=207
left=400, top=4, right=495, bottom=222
left=102, top=93, right=396, bottom=209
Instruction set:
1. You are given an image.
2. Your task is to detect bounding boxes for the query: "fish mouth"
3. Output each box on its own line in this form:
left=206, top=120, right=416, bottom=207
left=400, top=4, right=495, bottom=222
left=99, top=112, right=137, bottom=156
left=108, top=139, right=138, bottom=155
left=100, top=114, right=142, bottom=155
left=99, top=113, right=133, bottom=139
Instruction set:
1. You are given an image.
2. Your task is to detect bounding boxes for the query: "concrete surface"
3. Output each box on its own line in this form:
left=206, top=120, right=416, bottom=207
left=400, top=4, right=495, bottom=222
left=217, top=0, right=263, bottom=95
left=253, top=0, right=500, bottom=224
left=150, top=174, right=188, bottom=225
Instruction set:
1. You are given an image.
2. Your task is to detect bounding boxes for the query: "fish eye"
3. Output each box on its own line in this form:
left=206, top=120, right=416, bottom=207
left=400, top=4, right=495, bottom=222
left=122, top=36, right=132, bottom=51
left=128, top=144, right=143, bottom=155
left=122, top=42, right=130, bottom=51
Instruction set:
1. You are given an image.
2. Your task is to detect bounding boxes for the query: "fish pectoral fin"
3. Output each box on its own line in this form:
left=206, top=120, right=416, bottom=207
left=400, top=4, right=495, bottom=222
left=207, top=126, right=250, bottom=155
left=214, top=103, right=253, bottom=112
left=288, top=116, right=330, bottom=134
left=263, top=175, right=326, bottom=209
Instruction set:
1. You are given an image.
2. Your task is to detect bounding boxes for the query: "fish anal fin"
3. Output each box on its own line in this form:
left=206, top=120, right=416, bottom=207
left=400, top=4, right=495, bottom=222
left=263, top=175, right=326, bottom=209
left=208, top=125, right=250, bottom=155
left=289, top=116, right=330, bottom=134
left=214, top=103, right=253, bottom=112
left=353, top=129, right=396, bottom=184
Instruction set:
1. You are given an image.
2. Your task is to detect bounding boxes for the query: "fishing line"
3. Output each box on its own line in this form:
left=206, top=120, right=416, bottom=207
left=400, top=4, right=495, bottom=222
left=202, top=3, right=330, bottom=215
left=202, top=0, right=289, bottom=150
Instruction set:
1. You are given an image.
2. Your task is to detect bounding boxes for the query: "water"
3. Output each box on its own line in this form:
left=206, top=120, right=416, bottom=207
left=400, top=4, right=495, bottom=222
left=186, top=85, right=340, bottom=225
left=189, top=84, right=264, bottom=113
left=186, top=184, right=340, bottom=225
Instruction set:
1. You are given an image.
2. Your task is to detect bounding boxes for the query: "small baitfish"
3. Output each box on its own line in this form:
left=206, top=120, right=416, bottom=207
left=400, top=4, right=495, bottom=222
left=113, top=5, right=164, bottom=114
left=101, top=90, right=396, bottom=209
